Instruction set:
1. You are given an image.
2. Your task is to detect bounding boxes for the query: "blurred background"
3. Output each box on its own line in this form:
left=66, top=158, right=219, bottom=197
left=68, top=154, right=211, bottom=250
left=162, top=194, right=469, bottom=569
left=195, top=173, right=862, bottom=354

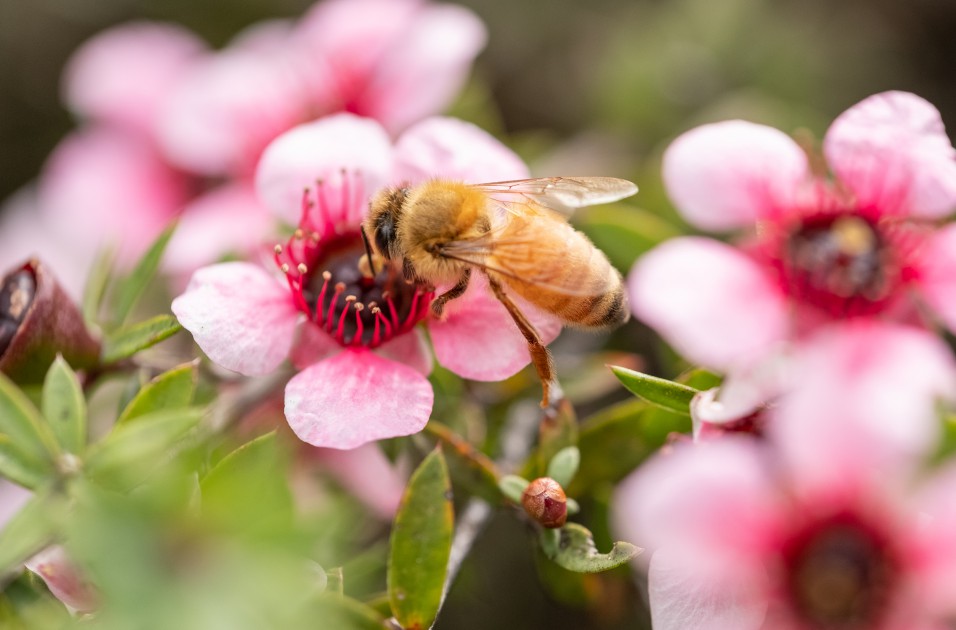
left=2, top=0, right=955, bottom=628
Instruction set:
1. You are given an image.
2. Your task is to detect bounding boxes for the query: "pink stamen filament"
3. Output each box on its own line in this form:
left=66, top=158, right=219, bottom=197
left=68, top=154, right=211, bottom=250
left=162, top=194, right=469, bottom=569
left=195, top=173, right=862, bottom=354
left=326, top=283, right=345, bottom=333
left=351, top=303, right=365, bottom=347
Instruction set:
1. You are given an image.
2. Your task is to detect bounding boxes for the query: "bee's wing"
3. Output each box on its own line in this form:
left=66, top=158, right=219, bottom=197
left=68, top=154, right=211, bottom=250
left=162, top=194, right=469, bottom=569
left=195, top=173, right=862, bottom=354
left=438, top=212, right=617, bottom=298
left=473, top=176, right=637, bottom=217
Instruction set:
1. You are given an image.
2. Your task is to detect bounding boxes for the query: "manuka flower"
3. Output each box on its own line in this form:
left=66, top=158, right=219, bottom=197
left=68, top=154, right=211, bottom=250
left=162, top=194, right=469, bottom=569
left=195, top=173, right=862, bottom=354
left=630, top=91, right=956, bottom=372
left=615, top=357, right=956, bottom=630
left=172, top=114, right=560, bottom=449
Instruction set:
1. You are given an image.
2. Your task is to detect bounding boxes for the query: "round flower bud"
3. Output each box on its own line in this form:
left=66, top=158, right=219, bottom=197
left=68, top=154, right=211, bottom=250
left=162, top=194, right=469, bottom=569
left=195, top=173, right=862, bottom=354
left=521, top=476, right=567, bottom=529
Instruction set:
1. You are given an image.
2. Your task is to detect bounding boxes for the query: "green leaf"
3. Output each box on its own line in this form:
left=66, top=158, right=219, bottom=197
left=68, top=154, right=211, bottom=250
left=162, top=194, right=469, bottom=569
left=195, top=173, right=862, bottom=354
left=41, top=357, right=87, bottom=455
left=0, top=437, right=49, bottom=490
left=85, top=407, right=202, bottom=491
left=533, top=399, right=578, bottom=478
left=111, top=223, right=176, bottom=325
left=388, top=447, right=453, bottom=630
left=546, top=447, right=580, bottom=488
left=498, top=474, right=530, bottom=504
left=609, top=365, right=698, bottom=415
left=0, top=374, right=57, bottom=486
left=200, top=432, right=294, bottom=538
left=117, top=361, right=197, bottom=425
left=0, top=489, right=67, bottom=582
left=101, top=315, right=182, bottom=364
left=543, top=523, right=641, bottom=573
left=82, top=247, right=115, bottom=325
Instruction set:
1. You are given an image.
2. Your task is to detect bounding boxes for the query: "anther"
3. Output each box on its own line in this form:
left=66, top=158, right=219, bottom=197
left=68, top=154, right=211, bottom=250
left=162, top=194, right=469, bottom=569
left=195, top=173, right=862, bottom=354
left=297, top=263, right=308, bottom=275
left=280, top=263, right=290, bottom=273
left=294, top=228, right=304, bottom=239
left=274, top=244, right=283, bottom=255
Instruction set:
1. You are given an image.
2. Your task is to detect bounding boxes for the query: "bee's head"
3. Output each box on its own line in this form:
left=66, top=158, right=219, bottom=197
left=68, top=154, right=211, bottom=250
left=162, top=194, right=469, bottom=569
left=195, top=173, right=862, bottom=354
left=366, top=186, right=410, bottom=260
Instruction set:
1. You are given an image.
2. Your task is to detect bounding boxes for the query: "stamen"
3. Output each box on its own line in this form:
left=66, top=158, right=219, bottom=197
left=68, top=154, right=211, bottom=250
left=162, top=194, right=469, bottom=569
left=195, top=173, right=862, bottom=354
left=297, top=263, right=308, bottom=275
left=326, top=282, right=346, bottom=332
left=352, top=302, right=365, bottom=346
left=335, top=295, right=357, bottom=341
left=280, top=263, right=290, bottom=273
left=274, top=244, right=283, bottom=255
left=314, top=271, right=332, bottom=325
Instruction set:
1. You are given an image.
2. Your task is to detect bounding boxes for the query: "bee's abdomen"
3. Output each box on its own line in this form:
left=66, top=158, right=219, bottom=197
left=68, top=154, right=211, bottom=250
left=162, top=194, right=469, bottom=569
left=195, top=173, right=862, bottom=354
left=497, top=222, right=630, bottom=330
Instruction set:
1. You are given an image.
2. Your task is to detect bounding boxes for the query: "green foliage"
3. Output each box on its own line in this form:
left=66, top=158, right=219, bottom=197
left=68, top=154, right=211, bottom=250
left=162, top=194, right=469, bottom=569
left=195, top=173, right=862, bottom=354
left=0, top=374, right=57, bottom=489
left=387, top=447, right=453, bottom=630
left=498, top=474, right=530, bottom=504
left=111, top=224, right=177, bottom=326
left=610, top=365, right=698, bottom=415
left=101, top=315, right=183, bottom=364
left=117, top=362, right=197, bottom=425
left=540, top=523, right=641, bottom=574
left=546, top=447, right=580, bottom=489
left=41, top=356, right=87, bottom=455
left=0, top=489, right=67, bottom=582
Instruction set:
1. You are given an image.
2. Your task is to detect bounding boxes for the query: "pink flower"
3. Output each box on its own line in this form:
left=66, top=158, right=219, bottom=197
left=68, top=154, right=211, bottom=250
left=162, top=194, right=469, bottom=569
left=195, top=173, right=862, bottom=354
left=158, top=0, right=486, bottom=177
left=172, top=114, right=560, bottom=449
left=615, top=342, right=956, bottom=630
left=630, top=91, right=956, bottom=372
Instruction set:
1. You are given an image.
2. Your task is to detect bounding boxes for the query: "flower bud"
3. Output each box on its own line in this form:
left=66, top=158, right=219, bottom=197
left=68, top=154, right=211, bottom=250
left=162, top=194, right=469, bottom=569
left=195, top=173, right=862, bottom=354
left=521, top=476, right=567, bottom=529
left=0, top=259, right=100, bottom=383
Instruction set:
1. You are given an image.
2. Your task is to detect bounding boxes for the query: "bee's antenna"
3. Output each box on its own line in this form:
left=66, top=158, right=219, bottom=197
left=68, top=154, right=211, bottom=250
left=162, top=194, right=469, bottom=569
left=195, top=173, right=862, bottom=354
left=360, top=225, right=378, bottom=277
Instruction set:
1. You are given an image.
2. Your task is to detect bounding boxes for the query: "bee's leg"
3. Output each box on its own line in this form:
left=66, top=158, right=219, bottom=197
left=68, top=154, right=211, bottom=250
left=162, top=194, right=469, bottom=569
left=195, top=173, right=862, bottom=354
left=431, top=269, right=472, bottom=318
left=486, top=275, right=559, bottom=408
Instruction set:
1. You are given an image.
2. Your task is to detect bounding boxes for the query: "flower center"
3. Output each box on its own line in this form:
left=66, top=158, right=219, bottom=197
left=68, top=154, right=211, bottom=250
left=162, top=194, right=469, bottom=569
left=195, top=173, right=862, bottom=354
left=784, top=215, right=897, bottom=317
left=783, top=517, right=897, bottom=627
left=274, top=175, right=433, bottom=348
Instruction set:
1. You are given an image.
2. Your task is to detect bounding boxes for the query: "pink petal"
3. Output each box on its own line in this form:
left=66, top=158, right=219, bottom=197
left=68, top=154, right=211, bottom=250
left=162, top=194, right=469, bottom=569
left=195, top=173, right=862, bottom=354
left=428, top=273, right=562, bottom=381
left=313, top=443, right=407, bottom=519
left=773, top=323, right=956, bottom=488
left=648, top=548, right=767, bottom=630
left=254, top=113, right=393, bottom=225
left=284, top=349, right=433, bottom=449
left=662, top=121, right=809, bottom=231
left=164, top=183, right=274, bottom=276
left=394, top=117, right=529, bottom=184
left=824, top=91, right=956, bottom=219
left=614, top=439, right=783, bottom=570
left=38, top=129, right=188, bottom=267
left=374, top=328, right=433, bottom=376
left=916, top=223, right=956, bottom=332
left=357, top=5, right=487, bottom=134
left=171, top=262, right=300, bottom=375
left=629, top=237, right=788, bottom=370
left=911, top=461, right=956, bottom=610
left=62, top=22, right=207, bottom=138
left=25, top=546, right=97, bottom=613
left=158, top=45, right=308, bottom=177
left=289, top=323, right=343, bottom=370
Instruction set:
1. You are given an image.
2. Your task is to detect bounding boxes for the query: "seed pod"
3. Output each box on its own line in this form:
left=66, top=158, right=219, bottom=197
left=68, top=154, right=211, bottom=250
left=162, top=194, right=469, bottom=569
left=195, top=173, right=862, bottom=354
left=521, top=477, right=567, bottom=529
left=0, top=259, right=100, bottom=383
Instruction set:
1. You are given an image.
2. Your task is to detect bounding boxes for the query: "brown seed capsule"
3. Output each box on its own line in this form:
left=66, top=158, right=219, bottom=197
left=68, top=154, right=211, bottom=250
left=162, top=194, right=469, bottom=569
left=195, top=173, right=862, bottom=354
left=0, top=259, right=100, bottom=383
left=521, top=477, right=567, bottom=529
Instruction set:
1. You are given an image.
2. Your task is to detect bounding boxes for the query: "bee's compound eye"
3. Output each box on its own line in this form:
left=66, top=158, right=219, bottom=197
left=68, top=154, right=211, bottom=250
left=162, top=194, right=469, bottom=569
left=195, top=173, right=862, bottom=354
left=374, top=213, right=397, bottom=259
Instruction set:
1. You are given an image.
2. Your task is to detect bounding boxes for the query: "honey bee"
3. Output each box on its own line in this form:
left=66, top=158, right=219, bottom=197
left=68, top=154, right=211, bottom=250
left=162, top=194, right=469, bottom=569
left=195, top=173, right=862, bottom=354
left=363, top=177, right=637, bottom=407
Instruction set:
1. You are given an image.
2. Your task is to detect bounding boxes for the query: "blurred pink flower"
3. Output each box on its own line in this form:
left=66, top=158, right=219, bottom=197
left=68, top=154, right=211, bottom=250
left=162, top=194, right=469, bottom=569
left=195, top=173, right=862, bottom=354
left=173, top=114, right=559, bottom=449
left=616, top=353, right=956, bottom=630
left=630, top=91, right=956, bottom=372
left=158, top=0, right=486, bottom=177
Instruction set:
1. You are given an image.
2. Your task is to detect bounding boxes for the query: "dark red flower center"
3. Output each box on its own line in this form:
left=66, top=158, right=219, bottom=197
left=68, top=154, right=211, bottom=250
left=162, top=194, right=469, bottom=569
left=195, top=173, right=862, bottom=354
left=783, top=215, right=898, bottom=317
left=782, top=515, right=898, bottom=628
left=274, top=178, right=433, bottom=349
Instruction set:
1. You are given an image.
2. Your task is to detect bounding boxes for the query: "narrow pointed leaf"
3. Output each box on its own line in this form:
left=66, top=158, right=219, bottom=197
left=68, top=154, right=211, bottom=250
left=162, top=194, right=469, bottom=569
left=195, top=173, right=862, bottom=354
left=41, top=357, right=87, bottom=454
left=546, top=447, right=580, bottom=488
left=0, top=488, right=67, bottom=582
left=609, top=366, right=698, bottom=415
left=0, top=374, right=57, bottom=484
left=82, top=248, right=115, bottom=325
left=387, top=447, right=453, bottom=630
left=101, top=315, right=182, bottom=364
left=85, top=407, right=202, bottom=490
left=111, top=223, right=176, bottom=325
left=0, top=436, right=50, bottom=489
left=544, top=523, right=641, bottom=573
left=117, top=361, right=197, bottom=425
